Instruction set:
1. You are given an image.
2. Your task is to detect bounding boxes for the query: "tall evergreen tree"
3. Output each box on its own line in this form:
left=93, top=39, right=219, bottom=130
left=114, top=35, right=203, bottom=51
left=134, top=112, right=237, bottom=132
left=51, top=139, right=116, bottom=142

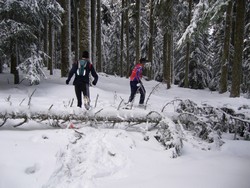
left=125, top=0, right=130, bottom=77
left=147, top=0, right=154, bottom=80
left=135, top=0, right=141, bottom=62
left=0, top=0, right=63, bottom=84
left=96, top=0, right=102, bottom=72
left=184, top=0, right=192, bottom=88
left=60, top=0, right=71, bottom=77
left=120, top=0, right=125, bottom=77
left=230, top=0, right=246, bottom=97
left=243, top=1, right=250, bottom=98
left=91, top=0, right=96, bottom=63
left=48, top=20, right=54, bottom=75
left=79, top=0, right=89, bottom=53
left=73, top=0, right=80, bottom=61
left=219, top=0, right=233, bottom=93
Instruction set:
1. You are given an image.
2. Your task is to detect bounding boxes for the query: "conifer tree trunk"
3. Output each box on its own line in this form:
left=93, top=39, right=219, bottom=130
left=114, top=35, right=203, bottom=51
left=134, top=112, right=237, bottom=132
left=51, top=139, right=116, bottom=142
left=44, top=18, right=48, bottom=68
left=60, top=0, right=71, bottom=77
left=0, top=60, right=2, bottom=73
left=167, top=33, right=173, bottom=88
left=10, top=43, right=15, bottom=75
left=73, top=0, right=80, bottom=61
left=163, top=33, right=167, bottom=83
left=12, top=44, right=19, bottom=84
left=79, top=0, right=89, bottom=54
left=184, top=0, right=192, bottom=88
left=91, top=0, right=96, bottom=63
left=147, top=0, right=154, bottom=80
left=163, top=33, right=172, bottom=89
left=135, top=0, right=141, bottom=62
left=96, top=0, right=102, bottom=72
left=49, top=20, right=54, bottom=75
left=125, top=0, right=130, bottom=77
left=162, top=0, right=173, bottom=89
left=230, top=0, right=246, bottom=97
left=120, top=0, right=125, bottom=77
left=219, top=0, right=233, bottom=94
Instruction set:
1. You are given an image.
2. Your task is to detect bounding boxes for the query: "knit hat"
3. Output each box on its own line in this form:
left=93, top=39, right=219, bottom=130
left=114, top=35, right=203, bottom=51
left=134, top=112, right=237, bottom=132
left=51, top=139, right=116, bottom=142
left=82, top=51, right=89, bottom=58
left=139, top=58, right=148, bottom=64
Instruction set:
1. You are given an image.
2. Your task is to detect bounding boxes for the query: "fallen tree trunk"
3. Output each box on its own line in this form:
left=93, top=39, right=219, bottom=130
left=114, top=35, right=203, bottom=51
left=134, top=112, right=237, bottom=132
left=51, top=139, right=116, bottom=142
left=0, top=108, right=163, bottom=128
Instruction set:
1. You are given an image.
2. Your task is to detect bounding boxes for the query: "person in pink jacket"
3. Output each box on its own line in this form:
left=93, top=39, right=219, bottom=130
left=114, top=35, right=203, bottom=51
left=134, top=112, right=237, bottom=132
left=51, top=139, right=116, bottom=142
left=128, top=58, right=147, bottom=106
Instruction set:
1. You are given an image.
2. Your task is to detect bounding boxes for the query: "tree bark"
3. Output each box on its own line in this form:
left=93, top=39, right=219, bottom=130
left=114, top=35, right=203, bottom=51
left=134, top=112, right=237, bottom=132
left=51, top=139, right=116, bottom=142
left=79, top=0, right=89, bottom=54
left=44, top=18, right=48, bottom=68
left=219, top=0, right=233, bottom=94
left=230, top=0, right=246, bottom=97
left=0, top=60, right=2, bottom=73
left=120, top=0, right=125, bottom=77
left=147, top=0, right=154, bottom=80
left=184, top=0, right=192, bottom=88
left=162, top=0, right=173, bottom=89
left=125, top=0, right=130, bottom=77
left=135, top=0, right=141, bottom=63
left=48, top=20, right=54, bottom=75
left=96, top=0, right=102, bottom=72
left=11, top=44, right=19, bottom=84
left=91, top=0, right=96, bottom=63
left=60, top=0, right=71, bottom=77
left=73, top=0, right=80, bottom=61
left=0, top=110, right=162, bottom=127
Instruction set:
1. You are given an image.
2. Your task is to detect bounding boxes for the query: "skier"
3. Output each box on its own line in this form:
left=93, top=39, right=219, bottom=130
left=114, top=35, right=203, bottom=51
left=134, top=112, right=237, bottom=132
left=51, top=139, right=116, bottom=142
left=127, top=58, right=147, bottom=107
left=66, top=51, right=98, bottom=110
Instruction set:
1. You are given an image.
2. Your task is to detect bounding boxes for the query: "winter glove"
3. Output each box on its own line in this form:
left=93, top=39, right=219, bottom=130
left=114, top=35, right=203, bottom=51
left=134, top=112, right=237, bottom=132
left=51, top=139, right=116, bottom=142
left=66, top=79, right=69, bottom=85
left=92, top=80, right=97, bottom=86
left=136, top=83, right=141, bottom=87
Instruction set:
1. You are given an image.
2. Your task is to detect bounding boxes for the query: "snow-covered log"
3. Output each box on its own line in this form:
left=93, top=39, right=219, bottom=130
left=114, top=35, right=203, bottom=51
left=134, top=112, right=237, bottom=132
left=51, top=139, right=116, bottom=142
left=0, top=108, right=162, bottom=128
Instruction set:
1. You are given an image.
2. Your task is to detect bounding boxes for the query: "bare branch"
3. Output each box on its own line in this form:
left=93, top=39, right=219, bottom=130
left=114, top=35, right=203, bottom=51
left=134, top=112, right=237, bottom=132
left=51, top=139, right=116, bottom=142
left=117, top=98, right=124, bottom=110
left=161, top=99, right=182, bottom=112
left=48, top=104, right=53, bottom=111
left=13, top=117, right=28, bottom=128
left=0, top=115, right=8, bottom=127
left=145, top=82, right=162, bottom=109
left=94, top=94, right=99, bottom=108
left=19, top=98, right=26, bottom=106
left=69, top=98, right=74, bottom=107
left=28, top=89, right=36, bottom=107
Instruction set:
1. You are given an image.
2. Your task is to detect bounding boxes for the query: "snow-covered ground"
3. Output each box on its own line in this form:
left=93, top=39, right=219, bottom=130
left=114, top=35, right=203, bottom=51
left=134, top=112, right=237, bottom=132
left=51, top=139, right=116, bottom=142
left=0, top=70, right=250, bottom=188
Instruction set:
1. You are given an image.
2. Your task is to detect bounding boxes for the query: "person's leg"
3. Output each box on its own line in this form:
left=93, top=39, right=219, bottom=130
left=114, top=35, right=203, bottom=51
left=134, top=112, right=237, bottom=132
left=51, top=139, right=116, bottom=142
left=139, top=83, right=146, bottom=104
left=82, top=83, right=90, bottom=109
left=129, top=81, right=138, bottom=103
left=83, top=83, right=90, bottom=98
left=75, top=85, right=82, bottom=107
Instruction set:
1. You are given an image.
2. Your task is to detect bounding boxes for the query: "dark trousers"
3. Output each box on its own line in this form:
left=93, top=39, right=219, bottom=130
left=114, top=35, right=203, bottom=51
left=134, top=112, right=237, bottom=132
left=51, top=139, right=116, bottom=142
left=74, top=83, right=90, bottom=107
left=129, top=81, right=146, bottom=104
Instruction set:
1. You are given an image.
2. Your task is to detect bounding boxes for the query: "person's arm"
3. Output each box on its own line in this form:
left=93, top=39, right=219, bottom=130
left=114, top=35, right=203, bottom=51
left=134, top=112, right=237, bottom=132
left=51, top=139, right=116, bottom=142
left=66, top=62, right=77, bottom=84
left=90, top=64, right=98, bottom=85
left=136, top=65, right=143, bottom=81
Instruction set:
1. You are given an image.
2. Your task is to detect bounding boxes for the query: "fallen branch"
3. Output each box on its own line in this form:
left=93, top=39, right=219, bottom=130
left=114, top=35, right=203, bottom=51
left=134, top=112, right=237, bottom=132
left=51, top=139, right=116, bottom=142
left=13, top=117, right=28, bottom=128
left=161, top=99, right=182, bottom=112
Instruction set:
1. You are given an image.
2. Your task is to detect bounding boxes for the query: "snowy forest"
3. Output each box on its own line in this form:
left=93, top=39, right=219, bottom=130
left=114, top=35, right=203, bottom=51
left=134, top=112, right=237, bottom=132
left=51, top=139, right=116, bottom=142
left=0, top=1, right=250, bottom=187
left=0, top=0, right=249, bottom=98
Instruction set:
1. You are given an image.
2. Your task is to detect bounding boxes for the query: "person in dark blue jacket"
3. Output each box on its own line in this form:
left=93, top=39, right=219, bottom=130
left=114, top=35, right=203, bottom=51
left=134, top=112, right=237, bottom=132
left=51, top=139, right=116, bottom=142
left=66, top=51, right=98, bottom=109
